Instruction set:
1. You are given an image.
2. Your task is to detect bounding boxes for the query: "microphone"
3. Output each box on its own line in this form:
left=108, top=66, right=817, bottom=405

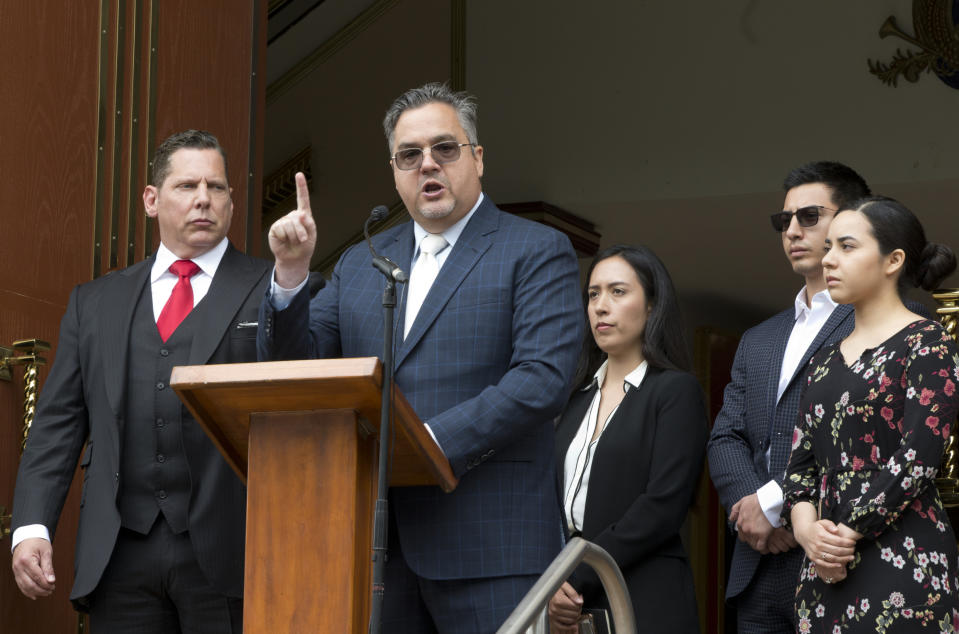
left=364, top=205, right=408, bottom=283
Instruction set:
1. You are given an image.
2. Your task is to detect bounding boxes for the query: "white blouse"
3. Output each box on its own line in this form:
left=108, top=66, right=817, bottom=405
left=562, top=360, right=648, bottom=532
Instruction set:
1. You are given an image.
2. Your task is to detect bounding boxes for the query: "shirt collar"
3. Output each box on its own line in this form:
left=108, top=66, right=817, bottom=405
left=587, top=359, right=649, bottom=393
left=151, top=237, right=229, bottom=282
left=793, top=285, right=838, bottom=321
left=412, top=191, right=484, bottom=253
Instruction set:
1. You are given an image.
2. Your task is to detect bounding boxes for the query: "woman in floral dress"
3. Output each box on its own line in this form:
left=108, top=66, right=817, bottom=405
left=782, top=196, right=959, bottom=633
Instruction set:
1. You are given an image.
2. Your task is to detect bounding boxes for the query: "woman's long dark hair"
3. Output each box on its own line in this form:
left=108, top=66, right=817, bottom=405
left=573, top=245, right=690, bottom=388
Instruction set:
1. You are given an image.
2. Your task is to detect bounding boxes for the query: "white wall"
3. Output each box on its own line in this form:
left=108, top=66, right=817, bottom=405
left=264, top=0, right=959, bottom=334
left=465, top=0, right=959, bottom=326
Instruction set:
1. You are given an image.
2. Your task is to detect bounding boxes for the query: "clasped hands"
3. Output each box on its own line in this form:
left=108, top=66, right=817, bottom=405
left=794, top=517, right=860, bottom=584
left=729, top=492, right=797, bottom=555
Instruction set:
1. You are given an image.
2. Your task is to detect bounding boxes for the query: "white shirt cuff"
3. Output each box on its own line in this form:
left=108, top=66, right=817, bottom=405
left=11, top=524, right=50, bottom=553
left=269, top=268, right=309, bottom=311
left=757, top=480, right=784, bottom=528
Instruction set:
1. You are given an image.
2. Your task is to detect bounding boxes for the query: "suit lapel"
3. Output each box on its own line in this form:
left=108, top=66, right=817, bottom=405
left=187, top=245, right=263, bottom=365
left=100, top=258, right=153, bottom=416
left=763, top=311, right=795, bottom=422
left=394, top=201, right=497, bottom=370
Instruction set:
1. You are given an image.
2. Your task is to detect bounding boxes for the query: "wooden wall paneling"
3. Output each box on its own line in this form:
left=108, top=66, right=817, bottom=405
left=93, top=0, right=113, bottom=277
left=144, top=0, right=160, bottom=254
left=153, top=0, right=264, bottom=253
left=246, top=0, right=267, bottom=256
left=94, top=0, right=159, bottom=275
left=1, top=1, right=266, bottom=630
left=108, top=0, right=128, bottom=272
left=125, top=0, right=145, bottom=265
left=0, top=0, right=101, bottom=630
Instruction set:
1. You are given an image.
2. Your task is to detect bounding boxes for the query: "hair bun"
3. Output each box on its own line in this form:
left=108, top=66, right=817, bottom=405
left=917, top=242, right=958, bottom=291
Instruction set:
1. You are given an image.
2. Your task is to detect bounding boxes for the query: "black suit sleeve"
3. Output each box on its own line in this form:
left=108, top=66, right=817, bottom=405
left=11, top=285, right=90, bottom=537
left=569, top=372, right=708, bottom=598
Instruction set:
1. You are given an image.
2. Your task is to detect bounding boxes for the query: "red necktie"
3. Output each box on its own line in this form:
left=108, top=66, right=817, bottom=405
left=156, top=260, right=200, bottom=342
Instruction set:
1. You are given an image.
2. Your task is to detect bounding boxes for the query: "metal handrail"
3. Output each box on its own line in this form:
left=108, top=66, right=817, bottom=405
left=496, top=537, right=636, bottom=634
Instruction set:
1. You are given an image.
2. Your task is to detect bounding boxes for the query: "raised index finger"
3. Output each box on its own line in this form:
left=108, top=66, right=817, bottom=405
left=295, top=172, right=312, bottom=216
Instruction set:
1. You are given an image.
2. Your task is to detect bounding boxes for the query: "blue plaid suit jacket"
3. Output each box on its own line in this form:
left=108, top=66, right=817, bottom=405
left=707, top=302, right=855, bottom=599
left=258, top=196, right=583, bottom=580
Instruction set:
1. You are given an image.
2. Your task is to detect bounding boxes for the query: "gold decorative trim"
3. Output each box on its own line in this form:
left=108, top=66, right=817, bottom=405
left=934, top=288, right=959, bottom=506
left=868, top=4, right=959, bottom=88
left=266, top=0, right=402, bottom=105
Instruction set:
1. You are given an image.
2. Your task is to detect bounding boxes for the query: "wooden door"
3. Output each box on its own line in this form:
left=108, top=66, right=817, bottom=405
left=0, top=1, right=264, bottom=631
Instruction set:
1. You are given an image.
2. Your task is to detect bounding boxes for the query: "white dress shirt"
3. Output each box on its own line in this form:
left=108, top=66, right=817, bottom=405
left=562, top=360, right=648, bottom=532
left=149, top=238, right=228, bottom=319
left=756, top=286, right=838, bottom=526
left=11, top=238, right=229, bottom=552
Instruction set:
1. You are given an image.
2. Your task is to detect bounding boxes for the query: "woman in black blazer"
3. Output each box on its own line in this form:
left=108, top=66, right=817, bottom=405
left=549, top=245, right=707, bottom=633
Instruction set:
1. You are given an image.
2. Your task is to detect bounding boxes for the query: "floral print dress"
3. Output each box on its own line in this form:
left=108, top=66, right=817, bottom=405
left=782, top=320, right=959, bottom=633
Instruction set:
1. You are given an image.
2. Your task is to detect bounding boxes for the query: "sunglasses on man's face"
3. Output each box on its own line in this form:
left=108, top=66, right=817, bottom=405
left=390, top=141, right=475, bottom=171
left=770, top=205, right=835, bottom=232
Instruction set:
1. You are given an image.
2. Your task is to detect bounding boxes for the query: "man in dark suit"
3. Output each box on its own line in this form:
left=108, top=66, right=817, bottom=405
left=10, top=130, right=272, bottom=633
left=707, top=162, right=871, bottom=632
left=259, top=82, right=583, bottom=632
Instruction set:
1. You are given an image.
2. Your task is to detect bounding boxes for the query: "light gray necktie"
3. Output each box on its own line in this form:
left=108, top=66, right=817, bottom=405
left=404, top=233, right=449, bottom=338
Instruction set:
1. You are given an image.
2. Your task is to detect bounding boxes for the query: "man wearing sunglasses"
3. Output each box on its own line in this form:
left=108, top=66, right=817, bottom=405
left=708, top=161, right=870, bottom=632
left=259, top=83, right=582, bottom=632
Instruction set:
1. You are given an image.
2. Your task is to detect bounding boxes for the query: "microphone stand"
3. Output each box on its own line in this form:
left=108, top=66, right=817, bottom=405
left=366, top=212, right=404, bottom=634
left=368, top=271, right=395, bottom=634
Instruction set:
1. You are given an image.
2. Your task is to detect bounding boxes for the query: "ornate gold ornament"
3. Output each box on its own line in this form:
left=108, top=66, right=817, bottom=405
left=868, top=1, right=959, bottom=88
left=935, top=289, right=959, bottom=506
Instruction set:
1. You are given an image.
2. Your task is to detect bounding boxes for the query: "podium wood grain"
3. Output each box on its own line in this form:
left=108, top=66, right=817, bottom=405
left=170, top=358, right=457, bottom=633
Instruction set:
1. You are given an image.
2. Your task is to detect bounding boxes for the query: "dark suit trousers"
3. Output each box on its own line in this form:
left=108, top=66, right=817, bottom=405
left=735, top=549, right=802, bottom=634
left=88, top=519, right=241, bottom=634
left=382, top=509, right=538, bottom=633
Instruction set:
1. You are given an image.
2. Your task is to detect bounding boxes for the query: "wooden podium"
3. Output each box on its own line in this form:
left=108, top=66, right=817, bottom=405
left=170, top=357, right=457, bottom=633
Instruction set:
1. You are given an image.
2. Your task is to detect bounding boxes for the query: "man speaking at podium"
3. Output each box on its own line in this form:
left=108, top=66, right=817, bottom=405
left=259, top=83, right=583, bottom=632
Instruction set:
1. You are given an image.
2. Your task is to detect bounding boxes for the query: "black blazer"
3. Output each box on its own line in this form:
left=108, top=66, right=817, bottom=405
left=11, top=244, right=272, bottom=602
left=555, top=367, right=707, bottom=633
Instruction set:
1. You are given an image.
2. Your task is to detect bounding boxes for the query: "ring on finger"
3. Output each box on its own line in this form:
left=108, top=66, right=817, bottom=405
left=822, top=552, right=829, bottom=561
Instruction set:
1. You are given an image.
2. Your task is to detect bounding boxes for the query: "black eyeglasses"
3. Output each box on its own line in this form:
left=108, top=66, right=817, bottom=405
left=390, top=141, right=475, bottom=171
left=769, top=205, right=836, bottom=232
